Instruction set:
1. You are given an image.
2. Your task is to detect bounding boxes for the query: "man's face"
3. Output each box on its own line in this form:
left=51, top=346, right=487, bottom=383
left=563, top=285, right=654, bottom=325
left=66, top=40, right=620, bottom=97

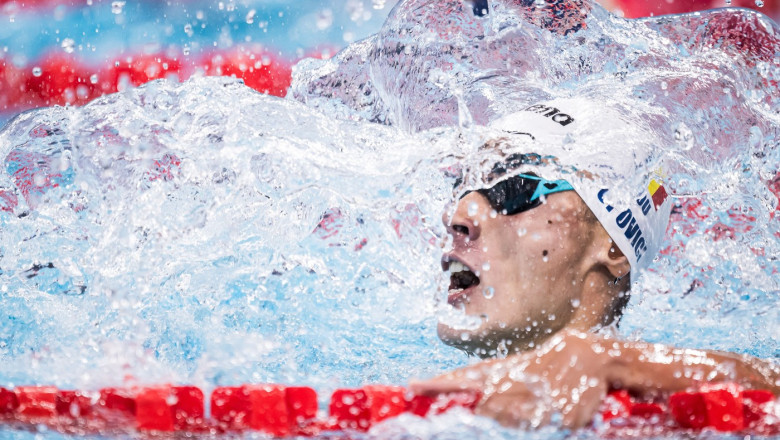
left=438, top=188, right=604, bottom=356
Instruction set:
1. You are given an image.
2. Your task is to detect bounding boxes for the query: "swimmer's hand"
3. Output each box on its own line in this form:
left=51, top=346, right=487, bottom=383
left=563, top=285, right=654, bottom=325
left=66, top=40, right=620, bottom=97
left=410, top=331, right=613, bottom=428
left=410, top=330, right=779, bottom=429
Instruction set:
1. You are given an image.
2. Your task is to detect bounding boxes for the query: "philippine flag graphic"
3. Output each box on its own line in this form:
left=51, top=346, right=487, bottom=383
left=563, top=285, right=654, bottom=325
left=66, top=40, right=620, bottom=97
left=648, top=179, right=668, bottom=210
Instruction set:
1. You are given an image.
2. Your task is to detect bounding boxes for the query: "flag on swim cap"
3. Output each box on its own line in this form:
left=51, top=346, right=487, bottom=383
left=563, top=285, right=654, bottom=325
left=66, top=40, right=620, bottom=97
left=489, top=97, right=672, bottom=276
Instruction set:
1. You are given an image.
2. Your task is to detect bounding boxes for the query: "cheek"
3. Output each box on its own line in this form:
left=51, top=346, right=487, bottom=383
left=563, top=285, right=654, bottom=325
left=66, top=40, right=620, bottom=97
left=550, top=222, right=592, bottom=260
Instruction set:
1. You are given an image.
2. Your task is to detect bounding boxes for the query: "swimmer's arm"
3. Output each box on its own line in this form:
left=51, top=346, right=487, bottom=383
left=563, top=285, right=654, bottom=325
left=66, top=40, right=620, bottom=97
left=607, top=342, right=780, bottom=396
left=411, top=331, right=778, bottom=429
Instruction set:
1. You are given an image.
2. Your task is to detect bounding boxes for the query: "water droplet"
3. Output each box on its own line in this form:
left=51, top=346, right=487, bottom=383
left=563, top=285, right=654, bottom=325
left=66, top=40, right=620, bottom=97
left=32, top=66, right=42, bottom=77
left=748, top=126, right=762, bottom=150
left=184, top=24, right=194, bottom=37
left=673, top=122, right=694, bottom=151
left=489, top=209, right=497, bottom=218
left=76, top=84, right=89, bottom=99
left=481, top=262, right=490, bottom=271
left=316, top=9, right=334, bottom=30
left=725, top=0, right=732, bottom=4
left=661, top=81, right=668, bottom=90
left=562, top=133, right=576, bottom=150
left=89, top=74, right=98, bottom=84
left=371, top=0, right=387, bottom=9
left=54, top=4, right=66, bottom=20
left=755, top=0, right=764, bottom=6
left=111, top=1, right=125, bottom=14
left=542, top=255, right=549, bottom=263
left=467, top=202, right=478, bottom=217
left=517, top=228, right=527, bottom=237
left=61, top=38, right=75, bottom=54
left=245, top=9, right=256, bottom=24
left=571, top=298, right=580, bottom=308
left=33, top=173, right=46, bottom=186
left=460, top=332, right=471, bottom=341
left=482, top=286, right=495, bottom=299
left=534, top=0, right=545, bottom=6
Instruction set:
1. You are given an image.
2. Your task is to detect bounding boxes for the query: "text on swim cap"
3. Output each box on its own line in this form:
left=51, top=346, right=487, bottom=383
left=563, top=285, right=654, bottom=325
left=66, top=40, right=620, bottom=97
left=597, top=188, right=649, bottom=263
left=615, top=209, right=648, bottom=262
left=522, top=104, right=575, bottom=127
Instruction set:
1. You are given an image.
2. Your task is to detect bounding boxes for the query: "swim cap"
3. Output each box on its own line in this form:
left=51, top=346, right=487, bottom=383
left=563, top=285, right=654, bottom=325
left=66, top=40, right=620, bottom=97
left=489, top=97, right=672, bottom=276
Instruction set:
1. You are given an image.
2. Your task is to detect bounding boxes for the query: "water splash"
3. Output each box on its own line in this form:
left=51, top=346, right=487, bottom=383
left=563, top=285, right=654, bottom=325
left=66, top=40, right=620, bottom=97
left=0, top=0, right=778, bottom=438
left=292, top=0, right=780, bottom=358
left=0, top=77, right=469, bottom=394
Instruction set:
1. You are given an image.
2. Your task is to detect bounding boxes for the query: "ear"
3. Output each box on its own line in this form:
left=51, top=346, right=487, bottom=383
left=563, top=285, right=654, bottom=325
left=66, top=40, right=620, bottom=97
left=600, top=238, right=631, bottom=281
left=590, top=226, right=630, bottom=280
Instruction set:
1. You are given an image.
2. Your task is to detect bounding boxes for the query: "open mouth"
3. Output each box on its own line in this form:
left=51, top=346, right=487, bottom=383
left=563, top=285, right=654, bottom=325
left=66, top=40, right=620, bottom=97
left=445, top=259, right=480, bottom=304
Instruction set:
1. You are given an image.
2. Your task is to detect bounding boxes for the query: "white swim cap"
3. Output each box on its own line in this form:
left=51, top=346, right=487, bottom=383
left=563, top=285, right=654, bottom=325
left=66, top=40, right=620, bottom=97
left=490, top=97, right=672, bottom=276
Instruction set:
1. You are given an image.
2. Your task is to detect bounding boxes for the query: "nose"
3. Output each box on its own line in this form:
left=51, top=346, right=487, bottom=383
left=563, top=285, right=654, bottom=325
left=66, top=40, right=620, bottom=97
left=442, top=192, right=488, bottom=242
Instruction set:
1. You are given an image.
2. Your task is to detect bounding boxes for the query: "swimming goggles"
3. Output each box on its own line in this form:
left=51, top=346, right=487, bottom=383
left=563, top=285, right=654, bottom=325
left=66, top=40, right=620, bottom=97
left=463, top=173, right=575, bottom=215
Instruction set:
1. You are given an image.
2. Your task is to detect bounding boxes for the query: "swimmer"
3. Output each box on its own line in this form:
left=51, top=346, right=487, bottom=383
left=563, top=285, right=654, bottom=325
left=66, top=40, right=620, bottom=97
left=411, top=98, right=780, bottom=428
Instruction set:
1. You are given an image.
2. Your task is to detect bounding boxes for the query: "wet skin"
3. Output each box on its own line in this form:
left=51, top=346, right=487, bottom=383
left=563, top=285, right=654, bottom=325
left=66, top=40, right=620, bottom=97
left=417, top=191, right=780, bottom=429
left=414, top=329, right=780, bottom=429
left=438, top=190, right=629, bottom=357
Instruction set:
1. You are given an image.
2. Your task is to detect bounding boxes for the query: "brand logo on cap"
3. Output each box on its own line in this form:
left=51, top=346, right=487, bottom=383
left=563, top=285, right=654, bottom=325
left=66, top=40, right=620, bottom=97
left=522, top=104, right=575, bottom=127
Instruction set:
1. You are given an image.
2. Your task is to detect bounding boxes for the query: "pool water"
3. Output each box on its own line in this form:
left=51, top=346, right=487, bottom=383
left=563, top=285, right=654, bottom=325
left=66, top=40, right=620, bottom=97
left=0, top=0, right=778, bottom=438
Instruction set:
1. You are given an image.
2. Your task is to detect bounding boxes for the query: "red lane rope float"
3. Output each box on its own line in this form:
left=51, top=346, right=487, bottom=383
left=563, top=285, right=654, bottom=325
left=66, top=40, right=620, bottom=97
left=0, top=383, right=775, bottom=436
left=612, top=0, right=779, bottom=19
left=0, top=47, right=295, bottom=115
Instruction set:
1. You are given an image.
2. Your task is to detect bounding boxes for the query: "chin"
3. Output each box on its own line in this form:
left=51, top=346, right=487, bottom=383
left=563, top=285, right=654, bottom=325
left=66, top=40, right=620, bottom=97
left=438, top=319, right=552, bottom=358
left=436, top=321, right=494, bottom=358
